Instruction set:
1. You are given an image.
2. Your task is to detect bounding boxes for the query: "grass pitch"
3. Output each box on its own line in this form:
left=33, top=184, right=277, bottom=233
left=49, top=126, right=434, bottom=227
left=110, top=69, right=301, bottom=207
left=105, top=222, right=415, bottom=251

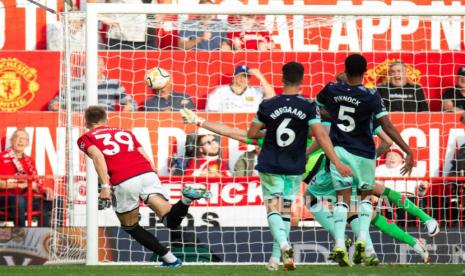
left=1, top=264, right=464, bottom=276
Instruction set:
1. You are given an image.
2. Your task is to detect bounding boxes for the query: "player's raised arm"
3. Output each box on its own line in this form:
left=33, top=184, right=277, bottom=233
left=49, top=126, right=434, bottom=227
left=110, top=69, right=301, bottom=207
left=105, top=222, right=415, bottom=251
left=375, top=129, right=393, bottom=157
left=369, top=86, right=413, bottom=175
left=248, top=68, right=275, bottom=99
left=311, top=123, right=352, bottom=177
left=247, top=100, right=267, bottom=139
left=86, top=145, right=111, bottom=201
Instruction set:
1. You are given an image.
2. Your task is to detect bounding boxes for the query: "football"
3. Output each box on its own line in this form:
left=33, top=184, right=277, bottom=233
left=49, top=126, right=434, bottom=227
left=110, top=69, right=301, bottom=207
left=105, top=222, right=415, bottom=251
left=145, top=67, right=170, bottom=90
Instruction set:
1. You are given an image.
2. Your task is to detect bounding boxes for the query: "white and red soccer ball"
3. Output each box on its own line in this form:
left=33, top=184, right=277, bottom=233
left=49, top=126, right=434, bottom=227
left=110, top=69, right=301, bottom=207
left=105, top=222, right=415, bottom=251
left=145, top=67, right=170, bottom=90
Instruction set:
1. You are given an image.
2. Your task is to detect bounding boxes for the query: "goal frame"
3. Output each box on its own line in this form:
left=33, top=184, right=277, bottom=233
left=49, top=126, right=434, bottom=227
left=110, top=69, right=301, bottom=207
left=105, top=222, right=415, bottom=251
left=84, top=3, right=465, bottom=265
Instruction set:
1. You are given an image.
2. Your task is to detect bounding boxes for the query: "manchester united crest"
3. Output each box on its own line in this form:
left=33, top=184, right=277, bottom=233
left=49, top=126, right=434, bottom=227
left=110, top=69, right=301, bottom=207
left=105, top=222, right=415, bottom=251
left=364, top=58, right=421, bottom=88
left=0, top=58, right=39, bottom=111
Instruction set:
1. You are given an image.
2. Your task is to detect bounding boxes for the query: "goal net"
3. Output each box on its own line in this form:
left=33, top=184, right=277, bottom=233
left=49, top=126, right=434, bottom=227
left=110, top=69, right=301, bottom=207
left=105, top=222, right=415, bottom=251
left=50, top=3, right=465, bottom=265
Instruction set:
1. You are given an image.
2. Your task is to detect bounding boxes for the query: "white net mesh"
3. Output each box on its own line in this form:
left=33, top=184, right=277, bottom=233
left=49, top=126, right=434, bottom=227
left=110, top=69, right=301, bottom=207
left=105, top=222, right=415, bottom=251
left=51, top=8, right=465, bottom=264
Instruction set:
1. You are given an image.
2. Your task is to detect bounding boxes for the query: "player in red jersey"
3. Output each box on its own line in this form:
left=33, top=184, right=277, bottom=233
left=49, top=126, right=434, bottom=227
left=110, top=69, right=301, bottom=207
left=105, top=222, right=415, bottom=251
left=77, top=106, right=211, bottom=267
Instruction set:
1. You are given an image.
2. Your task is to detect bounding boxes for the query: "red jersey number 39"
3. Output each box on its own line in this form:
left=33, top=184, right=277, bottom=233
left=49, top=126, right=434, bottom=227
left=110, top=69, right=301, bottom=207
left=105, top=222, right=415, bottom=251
left=77, top=127, right=153, bottom=185
left=94, top=131, right=135, bottom=156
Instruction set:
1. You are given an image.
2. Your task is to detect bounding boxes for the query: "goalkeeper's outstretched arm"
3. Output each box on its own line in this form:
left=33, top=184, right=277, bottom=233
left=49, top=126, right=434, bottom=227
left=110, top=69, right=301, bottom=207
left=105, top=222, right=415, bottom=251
left=202, top=121, right=249, bottom=143
left=180, top=108, right=265, bottom=143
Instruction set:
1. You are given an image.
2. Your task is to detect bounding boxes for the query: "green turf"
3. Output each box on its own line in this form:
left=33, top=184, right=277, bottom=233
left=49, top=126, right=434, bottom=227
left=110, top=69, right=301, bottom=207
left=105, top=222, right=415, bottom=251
left=1, top=264, right=464, bottom=276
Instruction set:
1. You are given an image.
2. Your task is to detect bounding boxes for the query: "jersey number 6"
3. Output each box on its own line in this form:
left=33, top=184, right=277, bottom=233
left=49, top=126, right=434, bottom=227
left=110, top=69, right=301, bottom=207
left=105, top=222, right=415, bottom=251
left=276, top=118, right=296, bottom=147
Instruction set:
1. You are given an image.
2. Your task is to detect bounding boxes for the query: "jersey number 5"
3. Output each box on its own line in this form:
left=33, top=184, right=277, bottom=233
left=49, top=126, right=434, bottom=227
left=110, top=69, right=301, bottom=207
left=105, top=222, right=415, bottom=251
left=95, top=132, right=135, bottom=156
left=277, top=118, right=296, bottom=147
left=337, top=105, right=356, bottom=132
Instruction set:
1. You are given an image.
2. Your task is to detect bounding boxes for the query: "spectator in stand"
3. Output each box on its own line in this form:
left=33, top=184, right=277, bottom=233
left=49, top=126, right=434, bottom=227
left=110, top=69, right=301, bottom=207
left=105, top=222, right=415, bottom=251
left=205, top=65, right=275, bottom=112
left=87, top=0, right=158, bottom=50
left=229, top=15, right=274, bottom=51
left=142, top=68, right=195, bottom=111
left=0, top=129, right=53, bottom=227
left=185, top=131, right=230, bottom=177
left=49, top=57, right=136, bottom=111
left=377, top=61, right=429, bottom=112
left=442, top=66, right=465, bottom=113
left=233, top=145, right=260, bottom=177
left=178, top=0, right=231, bottom=51
left=47, top=11, right=86, bottom=51
left=375, top=148, right=429, bottom=225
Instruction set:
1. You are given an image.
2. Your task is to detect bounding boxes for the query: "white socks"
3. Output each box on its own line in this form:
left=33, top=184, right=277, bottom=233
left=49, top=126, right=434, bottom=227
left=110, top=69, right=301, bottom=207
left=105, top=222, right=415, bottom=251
left=161, top=251, right=177, bottom=263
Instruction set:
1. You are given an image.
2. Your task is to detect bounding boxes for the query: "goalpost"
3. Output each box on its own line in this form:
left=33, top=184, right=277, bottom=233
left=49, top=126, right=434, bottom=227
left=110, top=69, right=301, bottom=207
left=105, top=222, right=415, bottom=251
left=51, top=3, right=465, bottom=265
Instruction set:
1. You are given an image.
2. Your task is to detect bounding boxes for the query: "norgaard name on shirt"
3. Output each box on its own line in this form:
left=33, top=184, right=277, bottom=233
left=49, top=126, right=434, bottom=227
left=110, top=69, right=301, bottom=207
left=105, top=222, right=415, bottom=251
left=270, top=106, right=307, bottom=120
left=333, top=96, right=361, bottom=106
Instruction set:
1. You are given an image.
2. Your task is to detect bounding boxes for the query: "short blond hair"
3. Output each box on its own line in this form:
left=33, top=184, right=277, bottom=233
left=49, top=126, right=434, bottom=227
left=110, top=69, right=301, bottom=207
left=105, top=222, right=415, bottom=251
left=10, top=128, right=29, bottom=141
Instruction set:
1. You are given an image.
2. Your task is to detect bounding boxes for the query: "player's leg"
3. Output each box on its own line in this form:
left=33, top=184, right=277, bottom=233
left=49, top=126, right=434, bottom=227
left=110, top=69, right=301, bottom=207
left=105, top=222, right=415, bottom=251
left=373, top=182, right=439, bottom=237
left=350, top=154, right=376, bottom=266
left=306, top=169, right=337, bottom=239
left=353, top=190, right=373, bottom=264
left=113, top=177, right=180, bottom=267
left=267, top=197, right=295, bottom=270
left=260, top=172, right=294, bottom=271
left=348, top=213, right=378, bottom=266
left=371, top=212, right=429, bottom=263
left=267, top=201, right=292, bottom=271
left=306, top=164, right=356, bottom=263
left=331, top=188, right=351, bottom=267
left=116, top=208, right=179, bottom=266
left=281, top=198, right=292, bottom=265
left=267, top=241, right=281, bottom=271
left=330, top=147, right=353, bottom=267
left=141, top=172, right=211, bottom=230
left=279, top=174, right=305, bottom=271
left=267, top=155, right=327, bottom=270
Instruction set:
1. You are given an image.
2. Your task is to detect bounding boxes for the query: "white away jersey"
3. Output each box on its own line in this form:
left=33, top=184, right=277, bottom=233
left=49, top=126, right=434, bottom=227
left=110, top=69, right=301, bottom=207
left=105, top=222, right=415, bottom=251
left=206, top=85, right=264, bottom=112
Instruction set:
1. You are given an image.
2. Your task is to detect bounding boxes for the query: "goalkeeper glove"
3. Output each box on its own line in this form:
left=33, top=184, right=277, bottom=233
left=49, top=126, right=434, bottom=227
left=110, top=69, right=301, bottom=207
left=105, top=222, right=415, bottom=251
left=180, top=108, right=205, bottom=126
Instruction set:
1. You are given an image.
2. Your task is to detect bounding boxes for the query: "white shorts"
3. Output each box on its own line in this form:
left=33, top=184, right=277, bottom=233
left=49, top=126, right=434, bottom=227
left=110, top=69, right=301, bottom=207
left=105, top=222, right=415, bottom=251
left=112, top=172, right=169, bottom=214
